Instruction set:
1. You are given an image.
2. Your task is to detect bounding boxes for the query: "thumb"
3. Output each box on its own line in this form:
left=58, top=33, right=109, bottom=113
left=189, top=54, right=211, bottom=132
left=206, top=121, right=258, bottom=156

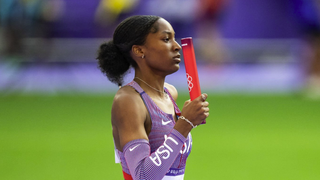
left=196, top=93, right=208, bottom=102
left=184, top=99, right=191, bottom=106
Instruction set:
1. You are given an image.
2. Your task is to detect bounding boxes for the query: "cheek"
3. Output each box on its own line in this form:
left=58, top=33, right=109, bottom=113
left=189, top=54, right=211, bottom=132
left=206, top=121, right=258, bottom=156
left=145, top=43, right=171, bottom=60
left=148, top=47, right=167, bottom=58
left=155, top=45, right=171, bottom=55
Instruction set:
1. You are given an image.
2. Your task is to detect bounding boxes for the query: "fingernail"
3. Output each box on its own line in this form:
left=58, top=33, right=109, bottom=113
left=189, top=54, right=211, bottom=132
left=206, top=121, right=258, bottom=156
left=201, top=94, right=206, bottom=101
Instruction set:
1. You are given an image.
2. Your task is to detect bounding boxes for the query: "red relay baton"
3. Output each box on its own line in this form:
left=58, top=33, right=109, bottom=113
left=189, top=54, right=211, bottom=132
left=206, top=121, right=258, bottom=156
left=181, top=37, right=206, bottom=124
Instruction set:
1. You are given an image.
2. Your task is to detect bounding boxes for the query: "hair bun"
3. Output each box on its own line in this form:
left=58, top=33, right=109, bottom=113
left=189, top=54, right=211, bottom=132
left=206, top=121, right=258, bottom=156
left=96, top=15, right=160, bottom=86
left=98, top=40, right=120, bottom=58
left=96, top=40, right=130, bottom=86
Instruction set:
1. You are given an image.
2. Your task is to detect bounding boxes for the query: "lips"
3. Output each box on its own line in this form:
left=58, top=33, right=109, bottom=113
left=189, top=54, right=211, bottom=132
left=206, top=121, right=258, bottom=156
left=173, top=54, right=181, bottom=62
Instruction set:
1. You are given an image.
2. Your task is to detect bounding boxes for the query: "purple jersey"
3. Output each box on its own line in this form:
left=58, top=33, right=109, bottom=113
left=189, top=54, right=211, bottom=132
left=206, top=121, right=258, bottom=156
left=115, top=81, right=192, bottom=179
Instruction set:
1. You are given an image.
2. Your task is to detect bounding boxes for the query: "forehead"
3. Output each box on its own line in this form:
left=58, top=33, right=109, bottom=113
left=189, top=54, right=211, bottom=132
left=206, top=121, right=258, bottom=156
left=154, top=18, right=175, bottom=34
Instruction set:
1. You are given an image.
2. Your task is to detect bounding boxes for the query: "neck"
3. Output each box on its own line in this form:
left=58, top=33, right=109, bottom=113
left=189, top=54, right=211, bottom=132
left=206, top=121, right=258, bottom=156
left=134, top=76, right=167, bottom=98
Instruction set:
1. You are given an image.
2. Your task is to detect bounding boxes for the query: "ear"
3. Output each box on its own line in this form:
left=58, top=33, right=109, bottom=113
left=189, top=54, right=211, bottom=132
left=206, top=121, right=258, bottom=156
left=131, top=45, right=144, bottom=59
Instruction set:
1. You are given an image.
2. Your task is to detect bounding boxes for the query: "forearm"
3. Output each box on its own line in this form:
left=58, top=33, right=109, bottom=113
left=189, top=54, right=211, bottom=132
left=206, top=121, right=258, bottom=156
left=123, top=129, right=186, bottom=180
left=173, top=117, right=193, bottom=138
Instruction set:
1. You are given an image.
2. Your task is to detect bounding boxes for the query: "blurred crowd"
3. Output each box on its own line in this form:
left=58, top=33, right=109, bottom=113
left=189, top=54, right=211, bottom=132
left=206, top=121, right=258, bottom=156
left=1, top=0, right=320, bottom=98
left=291, top=0, right=320, bottom=98
left=0, top=0, right=229, bottom=61
left=0, top=0, right=65, bottom=61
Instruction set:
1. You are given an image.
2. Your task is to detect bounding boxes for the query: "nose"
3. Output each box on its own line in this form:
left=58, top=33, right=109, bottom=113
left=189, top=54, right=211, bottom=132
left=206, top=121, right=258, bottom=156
left=174, top=40, right=181, bottom=51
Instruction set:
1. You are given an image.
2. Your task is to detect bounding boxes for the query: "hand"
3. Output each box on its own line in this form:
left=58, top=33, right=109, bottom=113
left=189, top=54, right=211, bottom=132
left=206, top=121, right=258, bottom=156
left=180, top=93, right=209, bottom=126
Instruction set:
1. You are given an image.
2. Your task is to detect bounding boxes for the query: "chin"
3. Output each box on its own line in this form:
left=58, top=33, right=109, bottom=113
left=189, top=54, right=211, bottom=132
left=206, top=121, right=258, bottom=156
left=170, top=64, right=180, bottom=74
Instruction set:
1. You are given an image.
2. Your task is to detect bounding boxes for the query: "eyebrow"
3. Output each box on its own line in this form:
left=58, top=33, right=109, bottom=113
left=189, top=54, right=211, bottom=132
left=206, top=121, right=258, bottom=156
left=162, top=30, right=175, bottom=36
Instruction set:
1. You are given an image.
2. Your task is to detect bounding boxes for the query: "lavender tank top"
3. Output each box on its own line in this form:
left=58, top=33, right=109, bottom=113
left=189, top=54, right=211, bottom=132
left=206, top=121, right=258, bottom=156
left=116, top=81, right=192, bottom=177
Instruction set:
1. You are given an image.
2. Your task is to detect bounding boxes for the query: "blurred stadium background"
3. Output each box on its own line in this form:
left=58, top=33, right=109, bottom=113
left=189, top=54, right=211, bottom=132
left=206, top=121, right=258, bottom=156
left=1, top=0, right=320, bottom=179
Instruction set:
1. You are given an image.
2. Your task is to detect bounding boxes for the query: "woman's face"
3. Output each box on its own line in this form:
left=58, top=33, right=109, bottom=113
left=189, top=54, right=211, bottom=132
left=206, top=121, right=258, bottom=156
left=141, top=18, right=182, bottom=76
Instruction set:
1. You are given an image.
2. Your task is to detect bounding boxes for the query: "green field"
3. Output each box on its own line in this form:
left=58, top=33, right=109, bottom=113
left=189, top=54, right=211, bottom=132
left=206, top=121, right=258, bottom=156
left=1, top=94, right=320, bottom=180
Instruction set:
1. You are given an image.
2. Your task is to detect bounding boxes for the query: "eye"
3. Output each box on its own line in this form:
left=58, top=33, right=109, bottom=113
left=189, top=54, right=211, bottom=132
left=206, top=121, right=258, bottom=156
left=163, top=37, right=170, bottom=42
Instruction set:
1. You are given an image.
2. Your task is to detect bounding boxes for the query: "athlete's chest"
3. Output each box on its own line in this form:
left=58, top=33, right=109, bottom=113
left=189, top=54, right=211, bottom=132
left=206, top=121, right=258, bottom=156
left=154, top=96, right=175, bottom=112
left=145, top=96, right=177, bottom=135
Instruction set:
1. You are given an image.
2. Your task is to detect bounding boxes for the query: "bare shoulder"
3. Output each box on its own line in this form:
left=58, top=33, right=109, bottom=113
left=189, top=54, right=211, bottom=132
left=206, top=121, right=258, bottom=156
left=164, top=82, right=178, bottom=100
left=113, top=85, right=142, bottom=105
left=112, top=86, right=146, bottom=123
left=112, top=85, right=148, bottom=150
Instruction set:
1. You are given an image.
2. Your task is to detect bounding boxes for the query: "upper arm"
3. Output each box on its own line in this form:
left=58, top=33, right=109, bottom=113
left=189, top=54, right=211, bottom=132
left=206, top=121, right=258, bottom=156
left=164, top=82, right=178, bottom=101
left=112, top=88, right=148, bottom=152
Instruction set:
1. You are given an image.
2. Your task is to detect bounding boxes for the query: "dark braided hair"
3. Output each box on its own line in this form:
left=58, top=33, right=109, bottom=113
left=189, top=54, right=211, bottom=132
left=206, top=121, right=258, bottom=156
left=96, top=15, right=161, bottom=86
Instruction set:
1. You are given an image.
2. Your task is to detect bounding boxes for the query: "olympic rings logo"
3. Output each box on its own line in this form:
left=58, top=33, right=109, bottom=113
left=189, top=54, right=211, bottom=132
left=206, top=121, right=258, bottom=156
left=186, top=73, right=193, bottom=92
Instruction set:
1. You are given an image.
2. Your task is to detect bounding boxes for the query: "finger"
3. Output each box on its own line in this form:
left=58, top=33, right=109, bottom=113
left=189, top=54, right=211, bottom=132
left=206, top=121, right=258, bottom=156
left=201, top=101, right=209, bottom=107
left=202, top=107, right=209, bottom=113
left=201, top=93, right=208, bottom=101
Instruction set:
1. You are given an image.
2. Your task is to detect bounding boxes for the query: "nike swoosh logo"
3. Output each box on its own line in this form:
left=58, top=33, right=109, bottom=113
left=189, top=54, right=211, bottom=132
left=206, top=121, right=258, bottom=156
left=162, top=119, right=171, bottom=125
left=129, top=144, right=140, bottom=152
